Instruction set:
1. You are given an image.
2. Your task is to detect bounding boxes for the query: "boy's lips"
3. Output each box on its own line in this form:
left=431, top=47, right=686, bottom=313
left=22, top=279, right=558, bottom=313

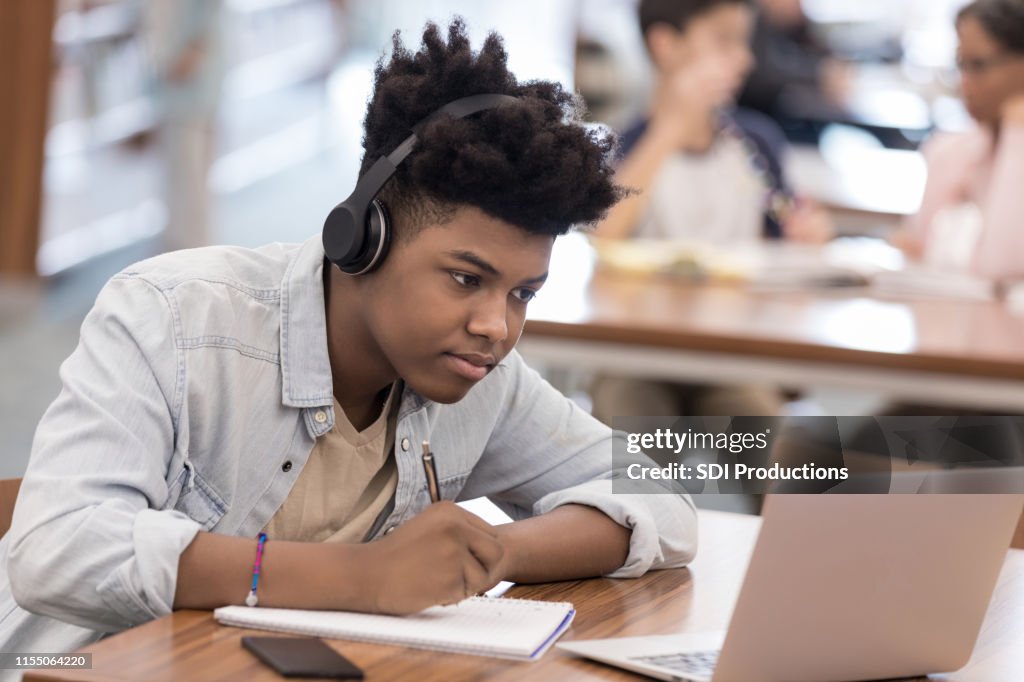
left=444, top=352, right=496, bottom=381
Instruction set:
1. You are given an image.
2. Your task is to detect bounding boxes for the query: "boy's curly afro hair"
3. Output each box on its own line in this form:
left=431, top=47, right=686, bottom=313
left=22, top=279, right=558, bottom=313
left=359, top=18, right=624, bottom=237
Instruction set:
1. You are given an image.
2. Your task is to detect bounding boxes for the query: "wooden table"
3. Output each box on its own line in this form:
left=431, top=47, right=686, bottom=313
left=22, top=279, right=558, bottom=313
left=520, top=236, right=1024, bottom=411
left=24, top=510, right=1024, bottom=681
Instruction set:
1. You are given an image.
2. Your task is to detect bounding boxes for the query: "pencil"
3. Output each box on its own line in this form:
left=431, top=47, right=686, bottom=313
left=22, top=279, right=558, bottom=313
left=421, top=440, right=441, bottom=503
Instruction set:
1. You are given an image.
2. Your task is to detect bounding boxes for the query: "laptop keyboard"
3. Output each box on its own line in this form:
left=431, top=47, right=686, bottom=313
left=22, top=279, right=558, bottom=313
left=630, top=649, right=719, bottom=676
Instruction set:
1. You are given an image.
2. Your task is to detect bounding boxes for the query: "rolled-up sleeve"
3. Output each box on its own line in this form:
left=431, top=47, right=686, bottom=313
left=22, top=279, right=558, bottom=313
left=7, top=275, right=201, bottom=632
left=533, top=477, right=698, bottom=577
left=466, top=351, right=698, bottom=576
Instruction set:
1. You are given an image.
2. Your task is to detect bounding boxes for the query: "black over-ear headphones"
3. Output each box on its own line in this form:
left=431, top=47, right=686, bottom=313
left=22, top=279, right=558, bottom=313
left=323, top=93, right=519, bottom=275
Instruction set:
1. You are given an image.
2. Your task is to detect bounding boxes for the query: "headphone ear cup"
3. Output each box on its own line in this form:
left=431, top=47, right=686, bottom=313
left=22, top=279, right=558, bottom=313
left=323, top=202, right=362, bottom=267
left=365, top=199, right=392, bottom=272
left=338, top=199, right=391, bottom=275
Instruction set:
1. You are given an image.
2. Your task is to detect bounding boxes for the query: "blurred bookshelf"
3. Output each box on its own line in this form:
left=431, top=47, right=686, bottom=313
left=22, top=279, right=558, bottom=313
left=40, top=0, right=343, bottom=275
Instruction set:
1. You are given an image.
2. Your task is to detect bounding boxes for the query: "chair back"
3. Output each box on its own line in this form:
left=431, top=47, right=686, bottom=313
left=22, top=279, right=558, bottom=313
left=0, top=478, right=22, bottom=538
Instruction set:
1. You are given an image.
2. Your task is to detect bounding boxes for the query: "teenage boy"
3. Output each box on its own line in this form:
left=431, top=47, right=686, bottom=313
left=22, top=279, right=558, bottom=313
left=0, top=19, right=697, bottom=656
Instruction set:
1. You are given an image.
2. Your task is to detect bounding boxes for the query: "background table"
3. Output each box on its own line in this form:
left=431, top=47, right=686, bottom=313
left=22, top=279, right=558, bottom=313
left=521, top=237, right=1024, bottom=411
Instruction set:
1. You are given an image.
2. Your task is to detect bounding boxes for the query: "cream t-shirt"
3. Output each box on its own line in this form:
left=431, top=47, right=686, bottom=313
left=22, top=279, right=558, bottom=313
left=638, top=134, right=767, bottom=245
left=263, top=383, right=401, bottom=544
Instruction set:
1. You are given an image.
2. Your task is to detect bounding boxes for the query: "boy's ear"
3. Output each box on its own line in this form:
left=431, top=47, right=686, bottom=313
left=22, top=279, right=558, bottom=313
left=645, top=22, right=682, bottom=70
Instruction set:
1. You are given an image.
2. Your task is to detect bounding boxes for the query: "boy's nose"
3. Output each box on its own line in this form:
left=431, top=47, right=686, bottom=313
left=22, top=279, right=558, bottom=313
left=467, top=297, right=509, bottom=343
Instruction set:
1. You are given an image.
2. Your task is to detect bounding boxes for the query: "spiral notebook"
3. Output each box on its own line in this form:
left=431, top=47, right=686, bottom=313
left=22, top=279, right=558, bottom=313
left=214, top=596, right=575, bottom=661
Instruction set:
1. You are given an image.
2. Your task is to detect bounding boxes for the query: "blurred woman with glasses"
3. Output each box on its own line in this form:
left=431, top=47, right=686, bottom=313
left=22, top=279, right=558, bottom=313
left=894, top=0, right=1024, bottom=280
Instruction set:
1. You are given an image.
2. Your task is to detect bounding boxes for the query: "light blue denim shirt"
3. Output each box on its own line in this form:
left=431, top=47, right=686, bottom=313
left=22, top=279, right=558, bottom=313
left=0, top=235, right=697, bottom=661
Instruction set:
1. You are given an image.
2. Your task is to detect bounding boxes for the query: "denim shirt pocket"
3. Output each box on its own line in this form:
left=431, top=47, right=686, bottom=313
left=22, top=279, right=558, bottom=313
left=398, top=473, right=473, bottom=526
left=441, top=472, right=471, bottom=502
left=164, top=460, right=228, bottom=531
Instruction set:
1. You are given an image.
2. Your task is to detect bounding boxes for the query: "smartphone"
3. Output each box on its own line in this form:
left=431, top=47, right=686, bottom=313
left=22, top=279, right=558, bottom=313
left=241, top=635, right=365, bottom=679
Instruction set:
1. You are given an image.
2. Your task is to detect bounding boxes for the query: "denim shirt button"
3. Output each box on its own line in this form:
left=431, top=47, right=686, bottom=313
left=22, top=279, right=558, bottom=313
left=314, top=410, right=327, bottom=424
left=384, top=525, right=397, bottom=535
left=400, top=438, right=410, bottom=451
left=282, top=461, right=293, bottom=473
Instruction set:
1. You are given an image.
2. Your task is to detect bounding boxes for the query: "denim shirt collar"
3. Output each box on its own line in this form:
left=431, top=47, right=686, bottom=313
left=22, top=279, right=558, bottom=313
left=278, top=235, right=433, bottom=421
left=279, top=235, right=334, bottom=410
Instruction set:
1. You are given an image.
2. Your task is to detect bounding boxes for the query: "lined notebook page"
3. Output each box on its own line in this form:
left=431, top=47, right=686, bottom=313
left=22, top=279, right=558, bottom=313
left=215, top=597, right=575, bottom=661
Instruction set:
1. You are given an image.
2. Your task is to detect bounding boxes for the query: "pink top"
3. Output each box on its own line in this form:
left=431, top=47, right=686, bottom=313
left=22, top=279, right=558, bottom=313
left=907, top=123, right=1024, bottom=280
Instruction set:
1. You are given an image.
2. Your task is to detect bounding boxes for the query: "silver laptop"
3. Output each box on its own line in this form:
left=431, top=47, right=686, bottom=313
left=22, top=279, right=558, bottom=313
left=559, top=487, right=1024, bottom=681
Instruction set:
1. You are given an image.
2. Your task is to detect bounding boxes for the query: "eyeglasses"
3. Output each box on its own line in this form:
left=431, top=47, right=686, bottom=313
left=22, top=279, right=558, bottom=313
left=956, top=52, right=1019, bottom=75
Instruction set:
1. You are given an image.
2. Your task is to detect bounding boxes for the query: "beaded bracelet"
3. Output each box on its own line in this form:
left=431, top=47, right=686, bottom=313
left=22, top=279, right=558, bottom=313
left=245, top=532, right=268, bottom=607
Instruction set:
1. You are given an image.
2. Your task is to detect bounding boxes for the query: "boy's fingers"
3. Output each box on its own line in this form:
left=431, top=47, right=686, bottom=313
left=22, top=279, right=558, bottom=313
left=460, top=557, right=495, bottom=600
left=463, top=524, right=505, bottom=569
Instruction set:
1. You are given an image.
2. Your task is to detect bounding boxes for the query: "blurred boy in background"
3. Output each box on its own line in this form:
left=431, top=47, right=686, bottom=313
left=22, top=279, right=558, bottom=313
left=591, top=0, right=830, bottom=422
left=595, top=0, right=830, bottom=246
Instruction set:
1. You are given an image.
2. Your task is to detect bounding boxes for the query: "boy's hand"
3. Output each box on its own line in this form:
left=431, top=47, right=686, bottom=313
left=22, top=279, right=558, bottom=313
left=782, top=197, right=834, bottom=244
left=651, top=54, right=741, bottom=150
left=351, top=501, right=506, bottom=614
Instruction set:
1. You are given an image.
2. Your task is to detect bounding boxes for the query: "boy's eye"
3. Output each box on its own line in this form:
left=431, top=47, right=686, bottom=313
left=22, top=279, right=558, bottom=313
left=511, top=287, right=537, bottom=303
left=450, top=272, right=481, bottom=287
left=449, top=272, right=536, bottom=303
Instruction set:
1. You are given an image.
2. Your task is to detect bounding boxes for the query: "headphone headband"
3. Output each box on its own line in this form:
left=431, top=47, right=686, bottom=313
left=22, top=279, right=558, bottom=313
left=323, top=94, right=519, bottom=275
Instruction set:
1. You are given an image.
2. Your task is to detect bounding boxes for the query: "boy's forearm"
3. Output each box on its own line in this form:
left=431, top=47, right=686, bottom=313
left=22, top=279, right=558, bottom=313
left=594, top=126, right=679, bottom=240
left=495, top=504, right=630, bottom=583
left=173, top=531, right=369, bottom=611
left=175, top=505, right=632, bottom=610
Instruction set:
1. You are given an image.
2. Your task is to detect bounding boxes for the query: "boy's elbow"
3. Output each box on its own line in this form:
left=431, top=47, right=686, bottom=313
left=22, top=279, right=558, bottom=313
left=7, top=537, right=58, bottom=617
left=7, top=534, right=125, bottom=632
left=7, top=526, right=88, bottom=622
